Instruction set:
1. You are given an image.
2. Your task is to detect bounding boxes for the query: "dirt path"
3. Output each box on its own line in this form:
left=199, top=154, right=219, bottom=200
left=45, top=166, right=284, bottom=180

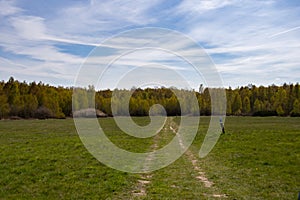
left=131, top=128, right=161, bottom=198
left=132, top=117, right=227, bottom=199
left=169, top=117, right=227, bottom=198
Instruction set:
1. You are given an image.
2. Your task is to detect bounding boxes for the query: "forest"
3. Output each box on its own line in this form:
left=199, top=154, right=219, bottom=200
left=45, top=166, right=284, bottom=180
left=0, top=77, right=300, bottom=119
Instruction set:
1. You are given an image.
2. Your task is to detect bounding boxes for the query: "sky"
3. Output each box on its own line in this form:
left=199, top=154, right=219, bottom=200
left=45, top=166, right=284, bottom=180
left=0, top=0, right=300, bottom=89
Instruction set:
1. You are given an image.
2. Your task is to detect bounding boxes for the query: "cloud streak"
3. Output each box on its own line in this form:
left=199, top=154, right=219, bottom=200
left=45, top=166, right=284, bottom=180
left=0, top=0, right=299, bottom=88
left=269, top=26, right=300, bottom=38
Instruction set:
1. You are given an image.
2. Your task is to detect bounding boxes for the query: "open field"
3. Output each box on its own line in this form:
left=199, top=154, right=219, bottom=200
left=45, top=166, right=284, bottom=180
left=0, top=117, right=299, bottom=199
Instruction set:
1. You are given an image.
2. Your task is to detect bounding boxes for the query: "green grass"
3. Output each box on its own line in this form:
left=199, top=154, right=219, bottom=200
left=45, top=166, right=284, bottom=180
left=0, top=119, right=137, bottom=199
left=194, top=117, right=300, bottom=199
left=143, top=122, right=217, bottom=199
left=0, top=117, right=299, bottom=199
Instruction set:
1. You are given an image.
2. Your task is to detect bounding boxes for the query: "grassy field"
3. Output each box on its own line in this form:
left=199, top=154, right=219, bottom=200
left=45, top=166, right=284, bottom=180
left=0, top=117, right=299, bottom=199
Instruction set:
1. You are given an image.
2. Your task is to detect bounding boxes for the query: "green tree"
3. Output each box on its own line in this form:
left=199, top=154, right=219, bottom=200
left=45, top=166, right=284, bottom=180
left=73, top=88, right=89, bottom=110
left=7, top=81, right=24, bottom=116
left=166, top=95, right=180, bottom=116
left=87, top=85, right=96, bottom=108
left=39, top=87, right=65, bottom=118
left=232, top=92, right=242, bottom=115
left=102, top=98, right=112, bottom=116
left=226, top=87, right=233, bottom=115
left=274, top=88, right=288, bottom=116
left=95, top=92, right=104, bottom=111
left=276, top=106, right=285, bottom=116
left=290, top=99, right=300, bottom=116
left=253, top=99, right=262, bottom=113
left=294, top=83, right=299, bottom=98
left=242, top=96, right=251, bottom=114
left=58, top=88, right=72, bottom=116
left=201, top=88, right=211, bottom=115
left=22, top=94, right=38, bottom=118
left=0, top=93, right=10, bottom=119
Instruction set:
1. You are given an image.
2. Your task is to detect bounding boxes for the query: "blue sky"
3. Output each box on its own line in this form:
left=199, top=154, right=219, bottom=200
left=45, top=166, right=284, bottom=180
left=0, top=0, right=300, bottom=89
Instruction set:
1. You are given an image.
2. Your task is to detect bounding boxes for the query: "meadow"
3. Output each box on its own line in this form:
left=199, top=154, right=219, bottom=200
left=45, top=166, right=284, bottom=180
left=0, top=117, right=299, bottom=199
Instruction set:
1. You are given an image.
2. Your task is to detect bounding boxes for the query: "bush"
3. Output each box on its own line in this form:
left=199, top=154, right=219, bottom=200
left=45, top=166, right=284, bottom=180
left=35, top=106, right=52, bottom=119
left=252, top=110, right=277, bottom=117
left=290, top=112, right=300, bottom=117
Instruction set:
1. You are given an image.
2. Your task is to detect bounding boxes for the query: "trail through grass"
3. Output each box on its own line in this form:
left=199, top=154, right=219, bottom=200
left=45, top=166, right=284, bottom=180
left=0, top=117, right=299, bottom=199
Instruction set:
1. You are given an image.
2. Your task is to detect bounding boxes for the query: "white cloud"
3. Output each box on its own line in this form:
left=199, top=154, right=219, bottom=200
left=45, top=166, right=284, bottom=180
left=269, top=26, right=300, bottom=38
left=177, top=0, right=300, bottom=87
left=0, top=0, right=22, bottom=16
left=0, top=3, right=86, bottom=84
left=0, top=0, right=165, bottom=86
left=0, top=0, right=299, bottom=88
left=48, top=0, right=161, bottom=37
left=10, top=16, right=46, bottom=41
left=176, top=0, right=237, bottom=14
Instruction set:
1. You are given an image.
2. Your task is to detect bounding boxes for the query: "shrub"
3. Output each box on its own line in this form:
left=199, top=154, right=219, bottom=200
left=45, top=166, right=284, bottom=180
left=35, top=106, right=52, bottom=119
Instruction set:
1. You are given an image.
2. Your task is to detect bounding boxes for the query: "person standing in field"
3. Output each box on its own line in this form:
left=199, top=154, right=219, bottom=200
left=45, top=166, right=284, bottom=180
left=220, top=118, right=225, bottom=134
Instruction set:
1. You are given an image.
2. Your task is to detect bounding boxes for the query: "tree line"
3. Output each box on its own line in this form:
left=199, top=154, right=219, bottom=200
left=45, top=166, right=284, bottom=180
left=1, top=77, right=300, bottom=119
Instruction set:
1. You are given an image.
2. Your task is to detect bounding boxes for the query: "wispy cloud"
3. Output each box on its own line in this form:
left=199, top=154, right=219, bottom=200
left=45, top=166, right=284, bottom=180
left=0, top=0, right=22, bottom=16
left=0, top=0, right=299, bottom=88
left=176, top=0, right=238, bottom=14
left=269, top=26, right=300, bottom=38
left=0, top=0, right=165, bottom=86
left=174, top=0, right=300, bottom=86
